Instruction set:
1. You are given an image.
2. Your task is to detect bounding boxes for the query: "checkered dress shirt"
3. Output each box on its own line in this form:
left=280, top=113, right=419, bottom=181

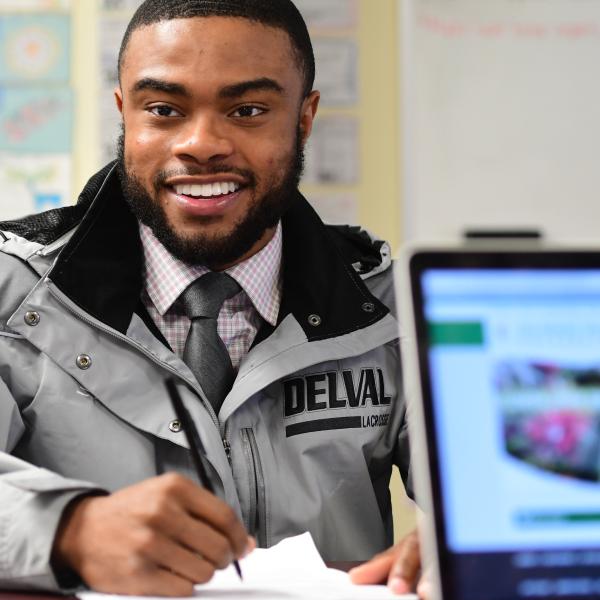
left=139, top=222, right=282, bottom=370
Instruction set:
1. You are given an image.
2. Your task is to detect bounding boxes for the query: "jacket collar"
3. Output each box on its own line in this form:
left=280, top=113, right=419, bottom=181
left=48, top=164, right=389, bottom=340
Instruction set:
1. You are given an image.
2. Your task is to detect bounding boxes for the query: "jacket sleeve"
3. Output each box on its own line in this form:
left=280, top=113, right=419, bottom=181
left=0, top=376, right=102, bottom=592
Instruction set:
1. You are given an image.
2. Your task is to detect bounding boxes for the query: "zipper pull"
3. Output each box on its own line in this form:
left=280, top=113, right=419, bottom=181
left=223, top=439, right=232, bottom=464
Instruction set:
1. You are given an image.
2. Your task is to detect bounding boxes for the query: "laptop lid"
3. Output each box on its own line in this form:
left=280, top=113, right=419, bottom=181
left=401, top=246, right=600, bottom=600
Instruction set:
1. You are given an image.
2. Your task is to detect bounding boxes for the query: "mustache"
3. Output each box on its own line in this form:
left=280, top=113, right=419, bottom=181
left=153, top=165, right=257, bottom=190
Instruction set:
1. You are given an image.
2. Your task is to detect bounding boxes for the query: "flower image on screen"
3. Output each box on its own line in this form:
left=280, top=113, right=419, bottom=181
left=495, top=360, right=600, bottom=483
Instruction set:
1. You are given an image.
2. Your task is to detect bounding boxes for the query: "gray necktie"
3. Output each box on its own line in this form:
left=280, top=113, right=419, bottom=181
left=179, top=272, right=241, bottom=412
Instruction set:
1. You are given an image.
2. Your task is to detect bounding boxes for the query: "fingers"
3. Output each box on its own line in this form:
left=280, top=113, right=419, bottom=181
left=387, top=530, right=421, bottom=594
left=416, top=568, right=433, bottom=600
left=245, top=535, right=256, bottom=556
left=110, top=566, right=195, bottom=597
left=135, top=530, right=215, bottom=584
left=52, top=473, right=250, bottom=595
left=166, top=513, right=237, bottom=569
left=349, top=529, right=422, bottom=596
left=160, top=474, right=249, bottom=560
left=349, top=550, right=395, bottom=585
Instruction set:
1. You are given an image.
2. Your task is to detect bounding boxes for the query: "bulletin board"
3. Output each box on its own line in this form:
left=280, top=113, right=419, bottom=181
left=402, top=0, right=600, bottom=244
left=0, top=0, right=72, bottom=220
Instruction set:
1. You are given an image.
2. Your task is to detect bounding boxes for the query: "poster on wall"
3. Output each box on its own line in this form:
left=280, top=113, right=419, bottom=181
left=0, top=1, right=70, bottom=10
left=98, top=14, right=130, bottom=163
left=0, top=87, right=72, bottom=153
left=313, top=38, right=359, bottom=107
left=0, top=88, right=72, bottom=219
left=100, top=0, right=143, bottom=11
left=0, top=8, right=72, bottom=221
left=303, top=116, right=359, bottom=185
left=0, top=13, right=70, bottom=83
left=308, top=193, right=359, bottom=225
left=0, top=153, right=70, bottom=220
left=294, top=0, right=358, bottom=31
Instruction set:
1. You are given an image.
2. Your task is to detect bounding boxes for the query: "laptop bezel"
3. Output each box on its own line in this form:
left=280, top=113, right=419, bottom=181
left=400, top=246, right=600, bottom=600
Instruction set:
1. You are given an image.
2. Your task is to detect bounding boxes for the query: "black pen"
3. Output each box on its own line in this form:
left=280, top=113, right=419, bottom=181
left=165, top=378, right=243, bottom=580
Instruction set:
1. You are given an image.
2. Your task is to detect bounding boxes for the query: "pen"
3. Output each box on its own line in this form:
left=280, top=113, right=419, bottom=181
left=165, top=378, right=243, bottom=580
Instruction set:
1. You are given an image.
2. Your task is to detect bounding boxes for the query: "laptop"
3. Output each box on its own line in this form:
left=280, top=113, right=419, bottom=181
left=400, top=245, right=600, bottom=600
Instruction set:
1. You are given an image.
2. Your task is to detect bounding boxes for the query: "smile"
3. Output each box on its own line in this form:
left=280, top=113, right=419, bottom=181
left=173, top=182, right=240, bottom=199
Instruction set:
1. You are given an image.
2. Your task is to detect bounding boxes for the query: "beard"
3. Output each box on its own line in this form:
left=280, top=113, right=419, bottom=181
left=116, top=126, right=304, bottom=268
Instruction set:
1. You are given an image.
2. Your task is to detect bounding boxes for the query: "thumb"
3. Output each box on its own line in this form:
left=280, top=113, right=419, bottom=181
left=349, top=550, right=395, bottom=585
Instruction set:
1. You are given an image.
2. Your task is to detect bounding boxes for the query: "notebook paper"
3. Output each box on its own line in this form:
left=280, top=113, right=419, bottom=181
left=78, top=532, right=416, bottom=600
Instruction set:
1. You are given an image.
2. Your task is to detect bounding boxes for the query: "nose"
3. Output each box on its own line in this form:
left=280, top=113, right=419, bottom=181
left=172, top=114, right=234, bottom=163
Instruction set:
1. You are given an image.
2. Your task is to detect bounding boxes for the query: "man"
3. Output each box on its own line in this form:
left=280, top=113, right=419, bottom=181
left=0, top=0, right=422, bottom=595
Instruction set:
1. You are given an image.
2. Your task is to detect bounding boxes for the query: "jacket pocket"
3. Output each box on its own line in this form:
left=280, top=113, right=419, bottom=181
left=240, top=428, right=267, bottom=547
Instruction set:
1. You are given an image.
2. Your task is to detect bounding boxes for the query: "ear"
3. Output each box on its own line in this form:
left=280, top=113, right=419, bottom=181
left=298, top=90, right=320, bottom=146
left=114, top=87, right=124, bottom=115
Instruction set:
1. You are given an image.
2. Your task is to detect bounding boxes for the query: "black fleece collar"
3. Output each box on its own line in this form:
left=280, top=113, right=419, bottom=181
left=48, top=166, right=389, bottom=341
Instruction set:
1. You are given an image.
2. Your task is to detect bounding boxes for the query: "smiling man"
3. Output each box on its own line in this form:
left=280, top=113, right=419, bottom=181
left=0, top=0, right=419, bottom=596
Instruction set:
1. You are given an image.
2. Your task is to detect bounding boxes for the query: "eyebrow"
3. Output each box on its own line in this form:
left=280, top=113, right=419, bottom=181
left=218, top=77, right=285, bottom=99
left=132, top=78, right=190, bottom=97
left=130, top=76, right=285, bottom=100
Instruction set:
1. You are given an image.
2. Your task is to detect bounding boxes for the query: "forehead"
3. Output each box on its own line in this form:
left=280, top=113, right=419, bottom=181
left=121, top=16, right=301, bottom=91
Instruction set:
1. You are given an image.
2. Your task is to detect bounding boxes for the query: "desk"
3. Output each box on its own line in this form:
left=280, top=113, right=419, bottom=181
left=0, top=562, right=362, bottom=600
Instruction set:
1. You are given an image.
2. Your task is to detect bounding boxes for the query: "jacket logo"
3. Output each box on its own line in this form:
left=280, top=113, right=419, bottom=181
left=283, top=368, right=391, bottom=418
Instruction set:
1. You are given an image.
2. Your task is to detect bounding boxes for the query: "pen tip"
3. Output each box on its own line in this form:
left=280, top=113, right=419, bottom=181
left=234, top=560, right=243, bottom=580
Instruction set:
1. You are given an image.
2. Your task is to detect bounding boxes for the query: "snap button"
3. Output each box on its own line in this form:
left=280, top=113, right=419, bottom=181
left=362, top=302, right=375, bottom=313
left=307, top=314, right=322, bottom=327
left=169, top=419, right=182, bottom=433
left=76, top=354, right=92, bottom=370
left=24, top=311, right=40, bottom=326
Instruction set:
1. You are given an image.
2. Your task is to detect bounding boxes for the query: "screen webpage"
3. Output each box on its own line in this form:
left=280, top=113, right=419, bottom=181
left=422, top=269, right=600, bottom=599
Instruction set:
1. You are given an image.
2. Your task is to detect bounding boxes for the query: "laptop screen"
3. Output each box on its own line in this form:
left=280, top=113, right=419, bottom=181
left=410, top=252, right=600, bottom=600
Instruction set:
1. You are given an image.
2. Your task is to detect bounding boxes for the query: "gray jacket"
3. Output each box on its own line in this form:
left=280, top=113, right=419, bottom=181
left=0, top=164, right=410, bottom=591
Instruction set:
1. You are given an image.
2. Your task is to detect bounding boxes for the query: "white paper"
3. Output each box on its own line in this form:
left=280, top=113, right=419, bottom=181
left=308, top=192, right=359, bottom=225
left=0, top=0, right=70, bottom=9
left=313, top=39, right=359, bottom=107
left=77, top=533, right=416, bottom=600
left=100, top=0, right=143, bottom=12
left=303, top=116, right=359, bottom=185
left=294, top=0, right=358, bottom=31
left=98, top=15, right=130, bottom=163
left=0, top=153, right=71, bottom=220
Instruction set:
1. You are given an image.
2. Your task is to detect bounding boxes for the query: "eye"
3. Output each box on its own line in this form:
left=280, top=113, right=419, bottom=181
left=148, top=105, right=182, bottom=118
left=231, top=105, right=266, bottom=118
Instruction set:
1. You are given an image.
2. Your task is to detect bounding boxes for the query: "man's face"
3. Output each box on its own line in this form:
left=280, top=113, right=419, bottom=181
left=116, top=17, right=319, bottom=268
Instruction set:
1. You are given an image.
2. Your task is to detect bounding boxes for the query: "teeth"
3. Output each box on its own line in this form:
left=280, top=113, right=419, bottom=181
left=174, top=182, right=239, bottom=198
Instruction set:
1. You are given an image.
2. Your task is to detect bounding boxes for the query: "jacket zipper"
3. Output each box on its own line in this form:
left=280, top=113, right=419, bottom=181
left=222, top=438, right=232, bottom=465
left=240, top=427, right=267, bottom=546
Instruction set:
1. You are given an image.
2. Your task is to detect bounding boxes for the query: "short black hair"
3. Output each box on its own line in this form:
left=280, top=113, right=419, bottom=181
left=118, top=0, right=315, bottom=98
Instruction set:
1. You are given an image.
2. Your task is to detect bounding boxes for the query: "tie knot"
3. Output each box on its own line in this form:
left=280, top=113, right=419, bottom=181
left=179, top=272, right=241, bottom=320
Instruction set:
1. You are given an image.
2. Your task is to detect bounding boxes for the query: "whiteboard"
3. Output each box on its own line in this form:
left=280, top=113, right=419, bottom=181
left=402, top=0, right=600, bottom=243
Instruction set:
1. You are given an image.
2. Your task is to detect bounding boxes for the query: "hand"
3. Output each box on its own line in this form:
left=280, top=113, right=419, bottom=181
left=51, top=473, right=252, bottom=596
left=349, top=529, right=431, bottom=598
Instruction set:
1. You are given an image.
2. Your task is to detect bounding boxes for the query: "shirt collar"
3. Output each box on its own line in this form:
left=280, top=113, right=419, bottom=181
left=140, top=222, right=282, bottom=326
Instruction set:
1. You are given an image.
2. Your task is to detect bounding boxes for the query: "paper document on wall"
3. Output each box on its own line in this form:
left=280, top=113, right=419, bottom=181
left=0, top=153, right=70, bottom=219
left=78, top=532, right=416, bottom=600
